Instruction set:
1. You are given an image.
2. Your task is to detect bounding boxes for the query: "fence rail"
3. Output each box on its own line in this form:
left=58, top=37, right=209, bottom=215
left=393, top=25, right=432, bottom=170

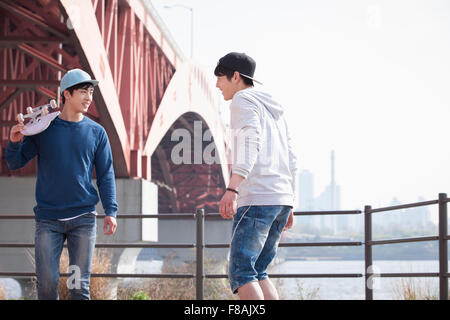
left=0, top=193, right=448, bottom=300
left=364, top=193, right=448, bottom=300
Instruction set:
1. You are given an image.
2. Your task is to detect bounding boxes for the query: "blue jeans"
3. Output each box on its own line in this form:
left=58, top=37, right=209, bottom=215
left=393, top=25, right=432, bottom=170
left=34, top=214, right=97, bottom=300
left=228, top=205, right=291, bottom=294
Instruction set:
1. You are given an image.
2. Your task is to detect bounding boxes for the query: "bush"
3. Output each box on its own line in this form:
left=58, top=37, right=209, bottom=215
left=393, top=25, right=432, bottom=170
left=129, top=290, right=150, bottom=300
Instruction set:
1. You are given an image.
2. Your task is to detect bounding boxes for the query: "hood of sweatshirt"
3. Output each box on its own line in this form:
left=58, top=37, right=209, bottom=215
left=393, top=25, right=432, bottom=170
left=241, top=88, right=284, bottom=120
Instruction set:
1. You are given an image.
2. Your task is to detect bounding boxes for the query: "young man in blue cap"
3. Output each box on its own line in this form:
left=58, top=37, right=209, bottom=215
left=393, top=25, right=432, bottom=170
left=6, top=68, right=118, bottom=300
left=215, top=52, right=297, bottom=300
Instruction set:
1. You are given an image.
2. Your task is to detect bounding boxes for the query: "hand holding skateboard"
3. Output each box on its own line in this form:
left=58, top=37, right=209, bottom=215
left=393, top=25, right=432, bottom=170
left=16, top=99, right=60, bottom=136
left=9, top=122, right=25, bottom=143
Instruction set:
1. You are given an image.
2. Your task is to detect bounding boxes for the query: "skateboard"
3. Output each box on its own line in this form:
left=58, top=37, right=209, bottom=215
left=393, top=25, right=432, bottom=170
left=17, top=99, right=60, bottom=136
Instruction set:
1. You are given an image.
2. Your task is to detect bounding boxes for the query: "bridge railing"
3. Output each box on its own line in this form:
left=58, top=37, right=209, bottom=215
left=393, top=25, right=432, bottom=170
left=364, top=193, right=449, bottom=300
left=0, top=193, right=448, bottom=300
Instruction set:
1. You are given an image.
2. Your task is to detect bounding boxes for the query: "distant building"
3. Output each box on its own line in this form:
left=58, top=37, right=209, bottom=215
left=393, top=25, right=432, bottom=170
left=297, top=169, right=314, bottom=211
left=296, top=169, right=315, bottom=227
left=315, top=184, right=341, bottom=234
left=406, top=196, right=433, bottom=229
left=296, top=150, right=344, bottom=235
left=372, top=196, right=435, bottom=233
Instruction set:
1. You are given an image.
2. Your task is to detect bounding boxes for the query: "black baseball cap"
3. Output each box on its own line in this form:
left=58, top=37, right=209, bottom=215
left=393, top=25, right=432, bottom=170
left=214, top=52, right=262, bottom=85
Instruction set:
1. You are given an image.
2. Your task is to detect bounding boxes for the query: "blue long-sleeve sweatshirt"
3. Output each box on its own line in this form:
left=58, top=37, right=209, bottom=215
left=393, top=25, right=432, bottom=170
left=5, top=116, right=118, bottom=220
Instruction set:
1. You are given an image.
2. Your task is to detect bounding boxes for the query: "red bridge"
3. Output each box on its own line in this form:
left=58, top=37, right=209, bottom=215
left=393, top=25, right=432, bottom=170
left=0, top=0, right=231, bottom=213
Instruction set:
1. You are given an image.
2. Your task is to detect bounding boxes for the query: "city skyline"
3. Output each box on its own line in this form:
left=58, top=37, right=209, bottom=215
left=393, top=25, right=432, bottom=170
left=295, top=150, right=438, bottom=233
left=295, top=150, right=436, bottom=209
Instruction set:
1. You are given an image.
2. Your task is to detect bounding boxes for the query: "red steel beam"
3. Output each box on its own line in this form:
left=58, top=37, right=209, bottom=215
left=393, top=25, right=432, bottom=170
left=0, top=120, right=17, bottom=127
left=0, top=1, right=68, bottom=40
left=80, top=0, right=175, bottom=177
left=16, top=43, right=66, bottom=73
left=35, top=87, right=57, bottom=99
left=0, top=80, right=60, bottom=87
left=155, top=145, right=180, bottom=212
left=0, top=36, right=67, bottom=46
left=0, top=88, right=25, bottom=113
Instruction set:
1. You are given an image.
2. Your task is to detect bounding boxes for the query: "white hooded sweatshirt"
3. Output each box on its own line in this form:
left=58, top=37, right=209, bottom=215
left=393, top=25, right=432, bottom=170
left=230, top=87, right=298, bottom=208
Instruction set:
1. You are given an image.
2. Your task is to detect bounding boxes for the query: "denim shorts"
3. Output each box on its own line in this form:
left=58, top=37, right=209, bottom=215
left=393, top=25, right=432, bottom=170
left=228, top=205, right=292, bottom=294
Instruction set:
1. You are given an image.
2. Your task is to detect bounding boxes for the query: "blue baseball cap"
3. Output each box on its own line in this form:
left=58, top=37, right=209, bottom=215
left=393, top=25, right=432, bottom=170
left=60, top=68, right=99, bottom=93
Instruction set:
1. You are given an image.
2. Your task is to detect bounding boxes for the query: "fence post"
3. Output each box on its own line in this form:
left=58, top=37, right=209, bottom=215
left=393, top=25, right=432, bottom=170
left=438, top=193, right=448, bottom=300
left=364, top=205, right=373, bottom=300
left=195, top=208, right=205, bottom=300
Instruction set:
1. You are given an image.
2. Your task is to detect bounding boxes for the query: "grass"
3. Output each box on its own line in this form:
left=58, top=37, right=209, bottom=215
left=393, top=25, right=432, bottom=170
left=117, top=254, right=237, bottom=300
left=391, top=277, right=439, bottom=300
left=57, top=248, right=115, bottom=300
left=23, top=247, right=321, bottom=300
left=116, top=254, right=321, bottom=300
left=293, top=279, right=321, bottom=300
left=273, top=277, right=321, bottom=300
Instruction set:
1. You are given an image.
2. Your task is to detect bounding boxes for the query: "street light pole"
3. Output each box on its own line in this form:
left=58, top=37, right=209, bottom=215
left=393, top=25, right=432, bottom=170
left=163, top=4, right=194, bottom=59
left=189, top=7, right=193, bottom=59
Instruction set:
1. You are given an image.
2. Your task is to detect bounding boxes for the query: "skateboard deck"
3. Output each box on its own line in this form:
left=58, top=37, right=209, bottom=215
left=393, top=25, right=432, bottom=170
left=18, top=100, right=60, bottom=136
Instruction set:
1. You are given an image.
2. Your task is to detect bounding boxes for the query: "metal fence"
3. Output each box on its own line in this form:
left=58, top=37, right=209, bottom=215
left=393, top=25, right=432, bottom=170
left=0, top=193, right=448, bottom=300
left=364, top=193, right=449, bottom=300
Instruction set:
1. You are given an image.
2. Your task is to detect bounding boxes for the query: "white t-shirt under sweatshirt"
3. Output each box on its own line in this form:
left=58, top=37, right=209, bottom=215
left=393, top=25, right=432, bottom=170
left=229, top=87, right=298, bottom=209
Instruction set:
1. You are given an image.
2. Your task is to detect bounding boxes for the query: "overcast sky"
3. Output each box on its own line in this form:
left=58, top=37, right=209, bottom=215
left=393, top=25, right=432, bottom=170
left=150, top=0, right=450, bottom=212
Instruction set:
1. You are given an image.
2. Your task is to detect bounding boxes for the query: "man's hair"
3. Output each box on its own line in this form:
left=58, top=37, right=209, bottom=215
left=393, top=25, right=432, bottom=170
left=214, top=65, right=253, bottom=86
left=61, top=82, right=94, bottom=104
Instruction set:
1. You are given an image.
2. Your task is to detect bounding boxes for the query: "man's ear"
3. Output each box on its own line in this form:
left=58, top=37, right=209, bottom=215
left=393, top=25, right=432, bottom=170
left=233, top=71, right=240, bottom=82
left=63, top=90, right=71, bottom=101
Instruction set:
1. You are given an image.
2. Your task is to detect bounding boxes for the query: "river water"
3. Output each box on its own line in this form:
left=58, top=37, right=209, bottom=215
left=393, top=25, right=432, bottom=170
left=269, top=259, right=442, bottom=300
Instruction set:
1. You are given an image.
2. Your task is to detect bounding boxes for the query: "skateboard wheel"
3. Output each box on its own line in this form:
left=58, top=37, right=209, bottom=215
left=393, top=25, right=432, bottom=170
left=17, top=113, right=24, bottom=123
left=49, top=100, right=57, bottom=109
left=42, top=106, right=49, bottom=116
left=26, top=107, right=33, bottom=114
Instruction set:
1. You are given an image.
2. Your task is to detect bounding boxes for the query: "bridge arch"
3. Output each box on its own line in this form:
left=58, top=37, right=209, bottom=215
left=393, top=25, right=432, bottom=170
left=151, top=111, right=228, bottom=213
left=145, top=61, right=231, bottom=213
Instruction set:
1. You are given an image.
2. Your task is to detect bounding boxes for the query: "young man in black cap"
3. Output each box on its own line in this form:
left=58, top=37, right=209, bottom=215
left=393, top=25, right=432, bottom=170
left=215, top=52, right=297, bottom=300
